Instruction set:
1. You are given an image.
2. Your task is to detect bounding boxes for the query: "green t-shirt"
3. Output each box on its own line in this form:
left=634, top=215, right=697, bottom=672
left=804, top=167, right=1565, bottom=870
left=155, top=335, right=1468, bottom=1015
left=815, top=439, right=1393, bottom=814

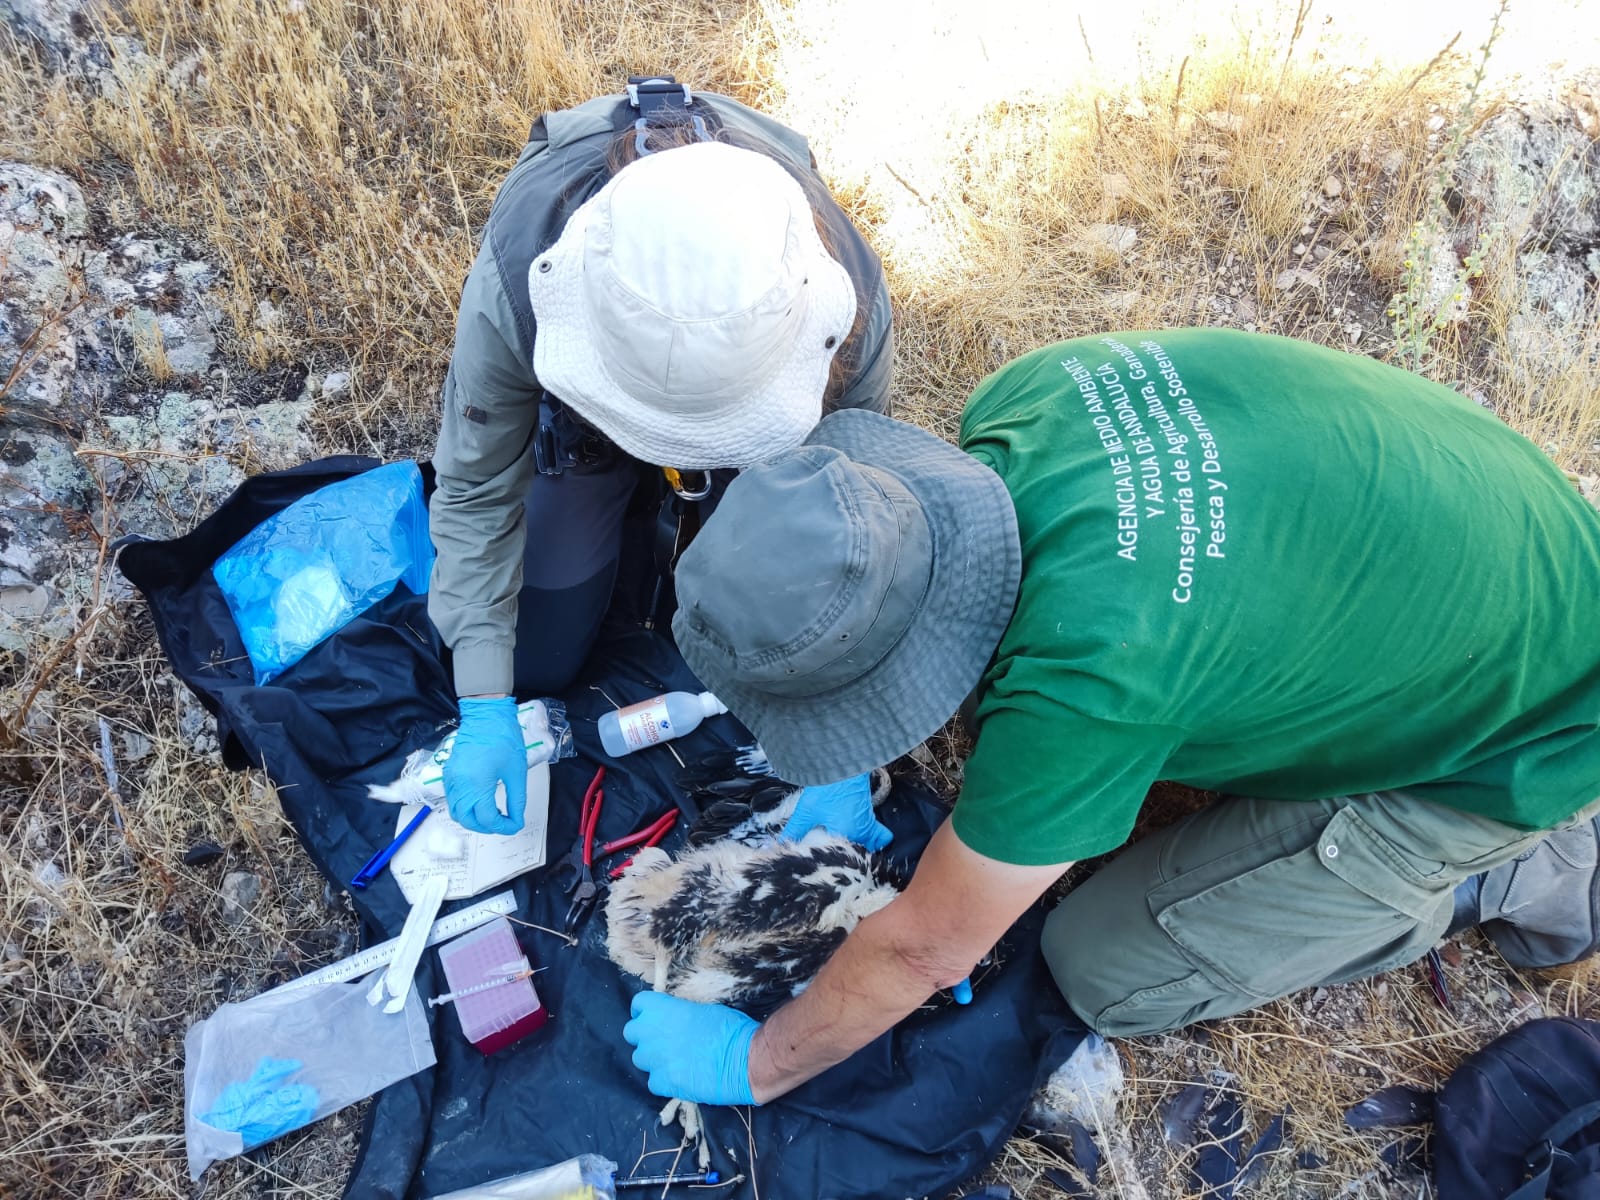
left=953, top=329, right=1600, bottom=866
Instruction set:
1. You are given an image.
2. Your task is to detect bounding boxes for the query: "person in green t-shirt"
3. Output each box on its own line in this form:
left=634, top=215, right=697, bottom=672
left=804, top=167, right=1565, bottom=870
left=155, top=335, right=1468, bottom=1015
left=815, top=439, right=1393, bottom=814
left=618, top=330, right=1600, bottom=1109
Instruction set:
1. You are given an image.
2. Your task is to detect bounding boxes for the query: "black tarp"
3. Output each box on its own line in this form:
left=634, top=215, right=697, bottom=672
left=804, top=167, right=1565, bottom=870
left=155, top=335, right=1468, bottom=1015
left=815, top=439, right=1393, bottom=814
left=119, top=457, right=1073, bottom=1200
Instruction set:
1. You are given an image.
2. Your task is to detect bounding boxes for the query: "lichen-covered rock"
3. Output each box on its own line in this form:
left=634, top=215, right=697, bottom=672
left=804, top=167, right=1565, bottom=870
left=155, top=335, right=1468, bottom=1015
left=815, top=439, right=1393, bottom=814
left=2, top=0, right=163, bottom=94
left=1, top=160, right=313, bottom=651
left=0, top=0, right=90, bottom=67
left=1456, top=74, right=1600, bottom=352
left=1459, top=93, right=1599, bottom=259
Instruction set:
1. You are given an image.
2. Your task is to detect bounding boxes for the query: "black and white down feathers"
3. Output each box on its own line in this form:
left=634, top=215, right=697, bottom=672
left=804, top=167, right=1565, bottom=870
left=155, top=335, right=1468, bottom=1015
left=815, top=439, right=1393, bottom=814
left=604, top=763, right=900, bottom=1012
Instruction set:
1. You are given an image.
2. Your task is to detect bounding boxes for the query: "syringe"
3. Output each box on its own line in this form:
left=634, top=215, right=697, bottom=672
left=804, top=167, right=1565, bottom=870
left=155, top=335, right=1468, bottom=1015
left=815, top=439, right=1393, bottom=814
left=428, top=961, right=539, bottom=1007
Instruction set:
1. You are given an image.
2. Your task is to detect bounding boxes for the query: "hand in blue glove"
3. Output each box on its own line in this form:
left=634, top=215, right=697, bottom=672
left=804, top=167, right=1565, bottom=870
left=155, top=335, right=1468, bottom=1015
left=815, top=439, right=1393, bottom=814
left=623, top=992, right=760, bottom=1106
left=441, top=696, right=527, bottom=836
left=781, top=773, right=892, bottom=851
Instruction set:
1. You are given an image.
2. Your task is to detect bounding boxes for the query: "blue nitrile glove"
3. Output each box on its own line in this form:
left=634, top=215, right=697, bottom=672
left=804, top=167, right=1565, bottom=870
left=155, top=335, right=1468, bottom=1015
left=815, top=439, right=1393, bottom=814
left=201, top=1057, right=320, bottom=1149
left=442, top=697, right=528, bottom=836
left=781, top=773, right=892, bottom=851
left=623, top=992, right=759, bottom=1106
left=952, top=977, right=973, bottom=1004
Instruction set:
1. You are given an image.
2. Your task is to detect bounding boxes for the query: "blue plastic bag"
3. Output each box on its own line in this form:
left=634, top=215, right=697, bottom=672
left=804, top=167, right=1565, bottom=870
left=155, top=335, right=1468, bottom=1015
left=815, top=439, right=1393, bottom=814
left=213, top=461, right=433, bottom=685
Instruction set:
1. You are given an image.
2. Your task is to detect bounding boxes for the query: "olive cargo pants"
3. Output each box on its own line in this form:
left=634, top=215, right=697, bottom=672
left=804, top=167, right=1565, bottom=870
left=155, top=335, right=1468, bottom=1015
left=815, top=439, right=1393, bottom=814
left=1043, top=790, right=1600, bottom=1037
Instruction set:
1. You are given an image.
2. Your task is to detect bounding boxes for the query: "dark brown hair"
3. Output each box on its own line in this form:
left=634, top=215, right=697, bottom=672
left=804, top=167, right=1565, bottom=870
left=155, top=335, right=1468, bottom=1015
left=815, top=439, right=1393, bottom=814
left=605, top=112, right=869, bottom=412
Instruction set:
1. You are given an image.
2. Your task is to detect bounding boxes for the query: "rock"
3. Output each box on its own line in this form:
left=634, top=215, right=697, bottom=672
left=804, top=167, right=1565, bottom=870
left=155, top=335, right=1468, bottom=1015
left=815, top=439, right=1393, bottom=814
left=119, top=730, right=153, bottom=762
left=220, top=871, right=262, bottom=925
left=1313, top=245, right=1333, bottom=262
left=1234, top=296, right=1258, bottom=322
left=0, top=583, right=50, bottom=619
left=1083, top=222, right=1139, bottom=256
left=4, top=1, right=164, bottom=94
left=177, top=690, right=221, bottom=757
left=1460, top=97, right=1599, bottom=258
left=165, top=51, right=203, bottom=95
left=0, top=0, right=90, bottom=68
left=1515, top=249, right=1590, bottom=323
left=1322, top=175, right=1344, bottom=199
left=1427, top=114, right=1448, bottom=133
left=1293, top=242, right=1308, bottom=256
left=0, top=161, right=87, bottom=241
left=1202, top=110, right=1243, bottom=133
left=254, top=298, right=282, bottom=330
left=1400, top=231, right=1472, bottom=330
left=182, top=840, right=225, bottom=868
left=1274, top=268, right=1319, bottom=291
left=1453, top=78, right=1600, bottom=357
left=1100, top=172, right=1131, bottom=202
left=0, top=158, right=304, bottom=650
left=320, top=370, right=352, bottom=397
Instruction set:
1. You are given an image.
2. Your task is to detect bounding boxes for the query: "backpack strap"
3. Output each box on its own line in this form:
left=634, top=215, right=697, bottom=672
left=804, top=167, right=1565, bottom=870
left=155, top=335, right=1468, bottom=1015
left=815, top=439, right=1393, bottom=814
left=1507, top=1099, right=1600, bottom=1200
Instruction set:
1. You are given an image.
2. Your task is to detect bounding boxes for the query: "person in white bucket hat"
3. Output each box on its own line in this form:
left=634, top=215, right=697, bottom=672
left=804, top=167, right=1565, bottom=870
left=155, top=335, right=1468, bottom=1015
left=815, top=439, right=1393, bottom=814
left=528, top=140, right=858, bottom=471
left=427, top=80, right=894, bottom=836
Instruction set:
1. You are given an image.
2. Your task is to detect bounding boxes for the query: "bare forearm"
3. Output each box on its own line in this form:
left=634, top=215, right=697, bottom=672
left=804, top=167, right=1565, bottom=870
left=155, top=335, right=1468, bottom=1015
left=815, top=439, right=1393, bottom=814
left=742, top=823, right=1069, bottom=1104
left=746, top=904, right=957, bottom=1102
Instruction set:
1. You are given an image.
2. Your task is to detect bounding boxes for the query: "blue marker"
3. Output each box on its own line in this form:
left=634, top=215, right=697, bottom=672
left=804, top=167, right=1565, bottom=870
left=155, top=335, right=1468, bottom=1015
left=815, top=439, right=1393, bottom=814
left=350, top=805, right=432, bottom=890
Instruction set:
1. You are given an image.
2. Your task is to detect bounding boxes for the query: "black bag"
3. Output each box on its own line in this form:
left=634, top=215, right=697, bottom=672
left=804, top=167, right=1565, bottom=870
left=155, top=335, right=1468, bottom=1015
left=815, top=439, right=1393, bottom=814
left=119, top=456, right=1073, bottom=1200
left=1433, top=1017, right=1600, bottom=1200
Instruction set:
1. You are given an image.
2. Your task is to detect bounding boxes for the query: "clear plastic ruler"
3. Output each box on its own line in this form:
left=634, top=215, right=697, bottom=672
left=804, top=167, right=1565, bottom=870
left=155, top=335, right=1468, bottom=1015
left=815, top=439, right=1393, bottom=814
left=272, top=889, right=518, bottom=995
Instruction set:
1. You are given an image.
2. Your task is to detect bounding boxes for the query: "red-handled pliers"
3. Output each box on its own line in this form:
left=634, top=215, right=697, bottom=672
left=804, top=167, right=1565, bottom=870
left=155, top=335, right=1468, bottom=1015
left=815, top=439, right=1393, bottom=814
left=601, top=810, right=679, bottom=879
left=558, top=766, right=606, bottom=936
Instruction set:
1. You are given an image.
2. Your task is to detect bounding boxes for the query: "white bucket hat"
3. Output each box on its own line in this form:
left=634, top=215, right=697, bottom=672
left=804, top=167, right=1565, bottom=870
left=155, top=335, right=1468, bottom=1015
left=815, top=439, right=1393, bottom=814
left=528, top=141, right=858, bottom=470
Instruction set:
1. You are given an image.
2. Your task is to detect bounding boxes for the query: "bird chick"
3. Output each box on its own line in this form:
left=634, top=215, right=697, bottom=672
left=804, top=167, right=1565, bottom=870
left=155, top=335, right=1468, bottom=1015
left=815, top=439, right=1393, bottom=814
left=606, top=832, right=900, bottom=1011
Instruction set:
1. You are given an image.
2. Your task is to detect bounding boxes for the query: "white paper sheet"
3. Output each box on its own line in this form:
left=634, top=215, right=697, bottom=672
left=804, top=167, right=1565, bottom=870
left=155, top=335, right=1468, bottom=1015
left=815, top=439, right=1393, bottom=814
left=390, top=761, right=550, bottom=902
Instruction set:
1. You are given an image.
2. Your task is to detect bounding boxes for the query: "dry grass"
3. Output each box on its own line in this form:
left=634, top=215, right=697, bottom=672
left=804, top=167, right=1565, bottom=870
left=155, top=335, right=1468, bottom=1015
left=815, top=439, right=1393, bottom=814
left=4, top=0, right=1600, bottom=1196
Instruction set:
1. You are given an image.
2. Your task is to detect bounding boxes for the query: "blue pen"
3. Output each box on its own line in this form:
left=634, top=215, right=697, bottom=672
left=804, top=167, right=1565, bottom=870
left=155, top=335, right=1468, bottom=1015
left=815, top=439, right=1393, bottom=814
left=350, top=805, right=432, bottom=890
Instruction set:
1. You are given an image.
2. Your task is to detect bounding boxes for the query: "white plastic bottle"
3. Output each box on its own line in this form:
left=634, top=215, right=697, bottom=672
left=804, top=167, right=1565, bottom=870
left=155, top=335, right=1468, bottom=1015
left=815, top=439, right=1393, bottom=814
left=598, top=691, right=728, bottom=757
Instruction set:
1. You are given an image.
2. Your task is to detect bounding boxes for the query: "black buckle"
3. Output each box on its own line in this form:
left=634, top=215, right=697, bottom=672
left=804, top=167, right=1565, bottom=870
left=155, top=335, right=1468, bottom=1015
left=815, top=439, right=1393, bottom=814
left=533, top=393, right=610, bottom=476
left=626, top=75, right=693, bottom=116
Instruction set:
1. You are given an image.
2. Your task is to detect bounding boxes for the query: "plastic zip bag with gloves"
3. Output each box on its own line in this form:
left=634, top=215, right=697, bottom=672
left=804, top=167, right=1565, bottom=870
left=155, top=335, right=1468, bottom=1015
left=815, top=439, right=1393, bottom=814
left=183, top=975, right=435, bottom=1179
left=213, top=460, right=434, bottom=685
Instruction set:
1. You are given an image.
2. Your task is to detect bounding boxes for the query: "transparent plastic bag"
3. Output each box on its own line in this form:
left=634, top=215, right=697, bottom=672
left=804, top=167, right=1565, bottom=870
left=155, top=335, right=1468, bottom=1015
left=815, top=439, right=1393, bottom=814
left=183, top=976, right=436, bottom=1180
left=213, top=461, right=434, bottom=685
left=428, top=1154, right=618, bottom=1200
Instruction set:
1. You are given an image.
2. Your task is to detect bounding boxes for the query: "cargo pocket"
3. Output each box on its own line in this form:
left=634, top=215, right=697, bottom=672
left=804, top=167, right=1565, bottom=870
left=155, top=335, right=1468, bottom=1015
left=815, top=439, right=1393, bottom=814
left=1153, top=806, right=1451, bottom=1004
left=1092, top=970, right=1228, bottom=1039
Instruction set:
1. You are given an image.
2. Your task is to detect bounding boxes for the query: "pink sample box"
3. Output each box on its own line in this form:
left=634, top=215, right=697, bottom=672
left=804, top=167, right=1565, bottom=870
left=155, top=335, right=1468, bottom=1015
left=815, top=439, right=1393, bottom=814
left=435, top=918, right=548, bottom=1055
